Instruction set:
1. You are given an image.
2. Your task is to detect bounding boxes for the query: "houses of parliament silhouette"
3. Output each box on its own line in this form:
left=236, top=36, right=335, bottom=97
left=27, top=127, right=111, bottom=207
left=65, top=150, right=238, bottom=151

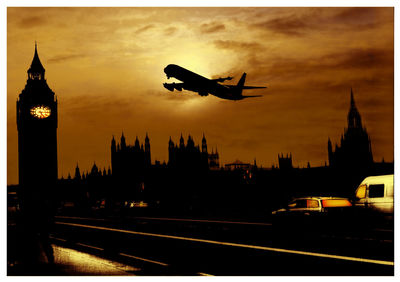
left=60, top=87, right=392, bottom=214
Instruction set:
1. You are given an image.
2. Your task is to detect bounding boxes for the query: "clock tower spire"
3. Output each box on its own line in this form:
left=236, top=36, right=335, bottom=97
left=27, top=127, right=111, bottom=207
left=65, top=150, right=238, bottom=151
left=28, top=41, right=46, bottom=80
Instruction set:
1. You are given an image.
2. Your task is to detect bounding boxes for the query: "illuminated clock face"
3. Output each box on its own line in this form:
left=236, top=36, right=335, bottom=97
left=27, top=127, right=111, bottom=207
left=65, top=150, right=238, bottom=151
left=30, top=105, right=51, bottom=119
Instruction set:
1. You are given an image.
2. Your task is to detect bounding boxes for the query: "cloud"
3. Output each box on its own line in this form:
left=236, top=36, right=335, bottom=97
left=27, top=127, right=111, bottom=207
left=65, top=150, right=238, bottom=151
left=322, top=48, right=393, bottom=70
left=164, top=27, right=177, bottom=36
left=48, top=54, right=87, bottom=63
left=200, top=22, right=225, bottom=33
left=252, top=8, right=388, bottom=37
left=135, top=24, right=155, bottom=34
left=331, top=7, right=383, bottom=26
left=243, top=47, right=393, bottom=85
left=253, top=14, right=310, bottom=36
left=62, top=94, right=139, bottom=124
left=18, top=16, right=47, bottom=28
left=213, top=40, right=263, bottom=52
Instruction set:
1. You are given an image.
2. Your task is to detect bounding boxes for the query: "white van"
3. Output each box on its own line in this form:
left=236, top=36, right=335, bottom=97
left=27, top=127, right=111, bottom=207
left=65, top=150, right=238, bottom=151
left=354, top=174, right=394, bottom=214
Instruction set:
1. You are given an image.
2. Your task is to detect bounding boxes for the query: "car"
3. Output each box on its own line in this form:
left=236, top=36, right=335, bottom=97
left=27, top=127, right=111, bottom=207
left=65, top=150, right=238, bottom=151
left=271, top=196, right=352, bottom=226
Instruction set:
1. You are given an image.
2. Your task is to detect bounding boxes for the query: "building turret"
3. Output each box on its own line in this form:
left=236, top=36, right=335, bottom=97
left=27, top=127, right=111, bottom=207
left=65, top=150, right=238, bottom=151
left=187, top=135, right=195, bottom=148
left=74, top=163, right=81, bottom=180
left=111, top=135, right=116, bottom=152
left=278, top=153, right=293, bottom=170
left=120, top=132, right=126, bottom=150
left=135, top=136, right=140, bottom=149
left=91, top=162, right=98, bottom=175
left=145, top=133, right=151, bottom=166
left=202, top=133, right=208, bottom=153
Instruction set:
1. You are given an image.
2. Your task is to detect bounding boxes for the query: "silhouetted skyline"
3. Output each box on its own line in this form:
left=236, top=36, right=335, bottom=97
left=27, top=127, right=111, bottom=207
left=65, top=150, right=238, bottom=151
left=7, top=7, right=394, bottom=185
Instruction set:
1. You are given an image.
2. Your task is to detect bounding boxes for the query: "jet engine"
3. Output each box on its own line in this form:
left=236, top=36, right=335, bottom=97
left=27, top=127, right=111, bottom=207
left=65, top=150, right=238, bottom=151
left=163, top=83, right=174, bottom=91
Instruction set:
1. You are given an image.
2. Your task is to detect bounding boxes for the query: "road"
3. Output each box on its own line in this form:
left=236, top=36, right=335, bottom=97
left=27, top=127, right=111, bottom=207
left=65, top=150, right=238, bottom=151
left=50, top=215, right=394, bottom=275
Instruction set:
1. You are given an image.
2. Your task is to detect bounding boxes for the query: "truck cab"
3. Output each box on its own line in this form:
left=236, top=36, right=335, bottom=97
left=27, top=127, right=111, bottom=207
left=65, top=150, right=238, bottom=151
left=354, top=175, right=393, bottom=214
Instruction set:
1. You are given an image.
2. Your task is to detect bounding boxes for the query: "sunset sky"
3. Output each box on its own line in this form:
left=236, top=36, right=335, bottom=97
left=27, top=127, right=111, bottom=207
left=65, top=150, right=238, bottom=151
left=7, top=7, right=394, bottom=185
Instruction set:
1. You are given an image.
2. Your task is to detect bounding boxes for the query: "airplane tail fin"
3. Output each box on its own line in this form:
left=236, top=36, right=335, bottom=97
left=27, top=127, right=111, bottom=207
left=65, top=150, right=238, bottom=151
left=235, top=73, right=247, bottom=96
left=237, top=73, right=247, bottom=88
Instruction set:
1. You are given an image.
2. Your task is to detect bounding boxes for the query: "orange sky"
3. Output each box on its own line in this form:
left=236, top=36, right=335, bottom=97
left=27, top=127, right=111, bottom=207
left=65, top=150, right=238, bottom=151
left=7, top=7, right=394, bottom=185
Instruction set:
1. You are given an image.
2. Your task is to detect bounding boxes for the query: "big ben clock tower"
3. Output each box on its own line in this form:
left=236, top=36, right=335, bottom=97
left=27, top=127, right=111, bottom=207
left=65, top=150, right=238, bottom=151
left=17, top=43, right=58, bottom=194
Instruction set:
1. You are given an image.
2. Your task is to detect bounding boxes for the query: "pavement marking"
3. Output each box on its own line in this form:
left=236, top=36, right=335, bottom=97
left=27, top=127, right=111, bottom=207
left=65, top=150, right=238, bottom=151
left=76, top=242, right=104, bottom=251
left=133, top=216, right=272, bottom=226
left=119, top=252, right=168, bottom=266
left=49, top=236, right=67, bottom=242
left=197, top=272, right=214, bottom=276
left=56, top=215, right=272, bottom=226
left=55, top=221, right=394, bottom=266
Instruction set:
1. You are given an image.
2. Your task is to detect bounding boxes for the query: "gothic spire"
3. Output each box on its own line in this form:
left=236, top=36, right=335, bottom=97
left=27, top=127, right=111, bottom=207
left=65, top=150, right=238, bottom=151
left=120, top=131, right=126, bottom=148
left=350, top=88, right=355, bottom=108
left=134, top=136, right=140, bottom=148
left=347, top=88, right=362, bottom=129
left=28, top=42, right=45, bottom=80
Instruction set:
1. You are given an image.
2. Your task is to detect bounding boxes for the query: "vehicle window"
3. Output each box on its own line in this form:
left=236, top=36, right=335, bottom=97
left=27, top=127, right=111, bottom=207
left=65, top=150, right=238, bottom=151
left=307, top=200, right=319, bottom=208
left=387, top=184, right=394, bottom=197
left=355, top=184, right=366, bottom=199
left=294, top=200, right=307, bottom=208
left=368, top=184, right=385, bottom=198
left=287, top=201, right=296, bottom=208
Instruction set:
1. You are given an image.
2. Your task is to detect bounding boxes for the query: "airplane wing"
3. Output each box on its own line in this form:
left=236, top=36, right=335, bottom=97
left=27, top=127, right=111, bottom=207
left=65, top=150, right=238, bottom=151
left=242, top=95, right=263, bottom=98
left=224, top=85, right=267, bottom=89
left=163, top=82, right=185, bottom=91
left=164, top=82, right=209, bottom=96
left=211, top=76, right=233, bottom=83
left=242, top=86, right=267, bottom=89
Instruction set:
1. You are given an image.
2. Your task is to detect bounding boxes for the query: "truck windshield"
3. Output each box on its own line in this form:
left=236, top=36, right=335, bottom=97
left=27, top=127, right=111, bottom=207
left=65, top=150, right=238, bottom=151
left=355, top=184, right=366, bottom=199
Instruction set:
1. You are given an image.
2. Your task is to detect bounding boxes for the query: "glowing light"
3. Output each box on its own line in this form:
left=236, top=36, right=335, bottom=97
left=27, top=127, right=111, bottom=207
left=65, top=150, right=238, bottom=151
left=355, top=184, right=367, bottom=199
left=321, top=199, right=352, bottom=208
left=52, top=245, right=139, bottom=275
left=30, top=105, right=51, bottom=119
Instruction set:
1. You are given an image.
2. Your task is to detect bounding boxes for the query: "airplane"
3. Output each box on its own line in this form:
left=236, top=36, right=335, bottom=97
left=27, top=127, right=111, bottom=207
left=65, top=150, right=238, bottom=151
left=163, top=64, right=266, bottom=100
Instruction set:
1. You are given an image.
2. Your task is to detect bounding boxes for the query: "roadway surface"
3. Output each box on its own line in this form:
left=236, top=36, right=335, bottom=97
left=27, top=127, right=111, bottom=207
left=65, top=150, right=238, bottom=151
left=50, top=214, right=394, bottom=275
